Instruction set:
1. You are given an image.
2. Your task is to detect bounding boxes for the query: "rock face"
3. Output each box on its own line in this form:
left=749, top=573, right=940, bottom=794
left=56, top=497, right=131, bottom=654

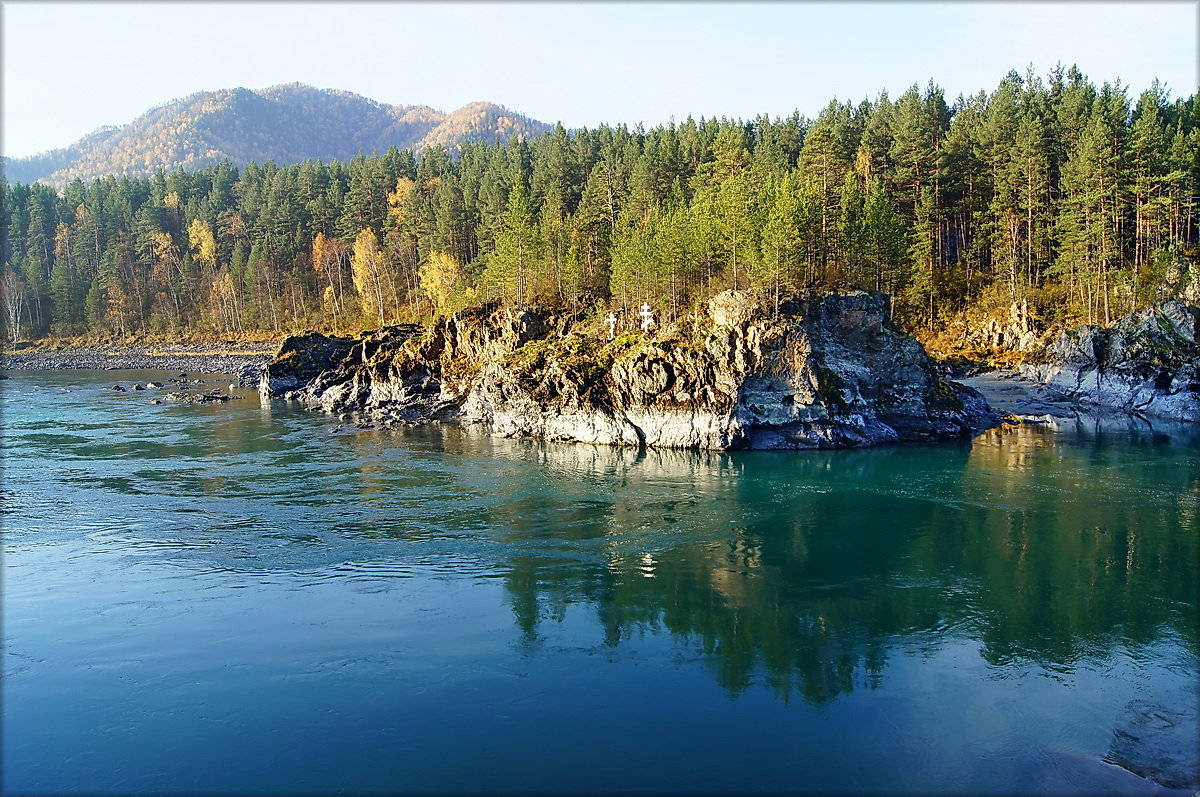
left=1021, top=300, right=1200, bottom=422
left=260, top=292, right=1000, bottom=450
left=258, top=331, right=356, bottom=397
left=966, top=300, right=1043, bottom=354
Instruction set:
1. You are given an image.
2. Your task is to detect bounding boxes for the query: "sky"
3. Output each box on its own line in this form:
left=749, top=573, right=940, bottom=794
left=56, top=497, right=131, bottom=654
left=2, top=1, right=1196, bottom=159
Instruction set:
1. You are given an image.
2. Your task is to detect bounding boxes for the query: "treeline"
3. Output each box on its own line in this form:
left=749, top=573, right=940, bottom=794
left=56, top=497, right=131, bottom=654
left=3, top=66, right=1197, bottom=342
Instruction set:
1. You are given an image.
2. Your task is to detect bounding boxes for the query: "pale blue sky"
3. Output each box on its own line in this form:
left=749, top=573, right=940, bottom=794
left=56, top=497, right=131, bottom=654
left=3, top=1, right=1196, bottom=159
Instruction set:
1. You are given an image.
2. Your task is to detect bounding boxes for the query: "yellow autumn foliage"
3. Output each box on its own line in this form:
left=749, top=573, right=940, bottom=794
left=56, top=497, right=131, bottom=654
left=386, top=177, right=416, bottom=224
left=188, top=219, right=217, bottom=269
left=419, top=251, right=476, bottom=316
left=351, top=228, right=387, bottom=325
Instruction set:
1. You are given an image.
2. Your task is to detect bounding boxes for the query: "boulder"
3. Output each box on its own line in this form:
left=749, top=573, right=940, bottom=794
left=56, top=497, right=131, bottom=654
left=708, top=290, right=765, bottom=328
left=1104, top=699, right=1198, bottom=789
left=969, top=300, right=1042, bottom=354
left=460, top=291, right=995, bottom=449
left=160, top=391, right=241, bottom=404
left=235, top=362, right=263, bottom=388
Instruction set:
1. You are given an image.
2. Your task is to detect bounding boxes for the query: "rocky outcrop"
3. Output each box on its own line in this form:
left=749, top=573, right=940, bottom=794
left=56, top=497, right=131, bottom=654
left=260, top=292, right=1001, bottom=450
left=1021, top=300, right=1200, bottom=422
left=967, top=300, right=1043, bottom=355
left=258, top=331, right=356, bottom=397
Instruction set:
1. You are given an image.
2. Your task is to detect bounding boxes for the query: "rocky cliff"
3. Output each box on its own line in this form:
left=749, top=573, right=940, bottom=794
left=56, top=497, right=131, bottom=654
left=260, top=291, right=1000, bottom=450
left=1020, top=300, right=1200, bottom=422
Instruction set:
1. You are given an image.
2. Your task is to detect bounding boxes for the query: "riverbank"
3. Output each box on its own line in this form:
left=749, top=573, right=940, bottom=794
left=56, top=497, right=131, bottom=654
left=955, top=370, right=1079, bottom=420
left=0, top=341, right=275, bottom=376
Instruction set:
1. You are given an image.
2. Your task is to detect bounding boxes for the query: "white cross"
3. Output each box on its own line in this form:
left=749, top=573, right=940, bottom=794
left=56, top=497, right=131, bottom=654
left=639, top=303, right=654, bottom=333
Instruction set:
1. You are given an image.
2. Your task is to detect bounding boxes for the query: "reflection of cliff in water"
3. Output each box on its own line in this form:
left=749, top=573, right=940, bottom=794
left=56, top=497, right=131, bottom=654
left=478, top=428, right=1198, bottom=704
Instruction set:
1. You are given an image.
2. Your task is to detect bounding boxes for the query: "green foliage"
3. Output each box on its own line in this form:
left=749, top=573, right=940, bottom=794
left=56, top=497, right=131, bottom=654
left=2, top=68, right=1197, bottom=342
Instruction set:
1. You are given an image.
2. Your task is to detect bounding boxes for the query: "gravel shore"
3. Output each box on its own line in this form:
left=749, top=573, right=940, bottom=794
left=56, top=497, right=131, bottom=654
left=1, top=342, right=276, bottom=376
left=955, top=369, right=1080, bottom=419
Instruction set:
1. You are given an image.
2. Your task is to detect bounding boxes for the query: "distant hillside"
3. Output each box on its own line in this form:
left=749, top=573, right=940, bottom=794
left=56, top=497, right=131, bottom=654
left=3, top=83, right=552, bottom=187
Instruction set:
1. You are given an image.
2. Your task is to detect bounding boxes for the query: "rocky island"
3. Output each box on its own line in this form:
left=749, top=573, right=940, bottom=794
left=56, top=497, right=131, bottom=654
left=259, top=291, right=1001, bottom=450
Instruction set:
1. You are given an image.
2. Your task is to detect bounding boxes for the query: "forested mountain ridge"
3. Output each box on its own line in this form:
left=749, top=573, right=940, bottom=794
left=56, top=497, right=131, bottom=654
left=2, top=83, right=552, bottom=187
left=2, top=67, right=1197, bottom=353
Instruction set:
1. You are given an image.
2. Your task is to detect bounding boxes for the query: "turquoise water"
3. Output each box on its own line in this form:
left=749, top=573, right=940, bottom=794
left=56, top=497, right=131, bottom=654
left=3, top=369, right=1198, bottom=794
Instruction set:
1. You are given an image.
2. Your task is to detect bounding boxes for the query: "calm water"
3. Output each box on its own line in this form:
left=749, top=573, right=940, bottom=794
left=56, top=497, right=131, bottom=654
left=3, top=369, right=1198, bottom=795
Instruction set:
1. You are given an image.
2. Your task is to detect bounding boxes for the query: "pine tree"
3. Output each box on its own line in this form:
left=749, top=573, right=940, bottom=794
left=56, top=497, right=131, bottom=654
left=1128, top=85, right=1173, bottom=285
left=907, top=186, right=937, bottom=328
left=484, top=181, right=538, bottom=303
left=838, top=171, right=866, bottom=286
left=862, top=178, right=908, bottom=293
left=1012, top=99, right=1053, bottom=292
left=757, top=173, right=802, bottom=303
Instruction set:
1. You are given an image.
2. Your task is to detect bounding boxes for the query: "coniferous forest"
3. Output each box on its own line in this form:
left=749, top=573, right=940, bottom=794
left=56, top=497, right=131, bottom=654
left=3, top=67, right=1198, bottom=344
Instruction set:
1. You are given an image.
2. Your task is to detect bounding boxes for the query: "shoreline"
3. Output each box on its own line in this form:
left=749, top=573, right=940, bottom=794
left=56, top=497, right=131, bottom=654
left=955, top=370, right=1079, bottom=419
left=1, top=342, right=275, bottom=376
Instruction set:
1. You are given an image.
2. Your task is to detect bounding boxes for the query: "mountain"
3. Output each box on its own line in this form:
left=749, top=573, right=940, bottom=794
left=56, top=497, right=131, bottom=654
left=3, top=83, right=553, bottom=187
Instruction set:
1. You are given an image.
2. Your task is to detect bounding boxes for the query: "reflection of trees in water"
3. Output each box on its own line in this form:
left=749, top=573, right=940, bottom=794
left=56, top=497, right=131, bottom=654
left=952, top=424, right=1199, bottom=663
left=100, top=406, right=1196, bottom=705
left=478, top=428, right=1198, bottom=703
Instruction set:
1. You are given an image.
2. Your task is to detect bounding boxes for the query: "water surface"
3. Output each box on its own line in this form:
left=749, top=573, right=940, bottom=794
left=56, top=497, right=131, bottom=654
left=4, top=370, right=1198, bottom=794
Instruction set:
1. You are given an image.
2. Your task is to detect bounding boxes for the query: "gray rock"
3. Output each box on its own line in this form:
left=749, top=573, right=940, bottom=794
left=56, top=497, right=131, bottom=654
left=1021, top=300, right=1200, bottom=422
left=236, top=362, right=263, bottom=388
left=109, top=384, right=126, bottom=392
left=956, top=371, right=1081, bottom=421
left=263, top=293, right=1001, bottom=450
left=948, top=301, right=1045, bottom=358
left=1104, top=699, right=1198, bottom=789
left=1, top=345, right=271, bottom=374
left=708, top=290, right=766, bottom=328
left=160, top=391, right=240, bottom=404
left=258, top=331, right=357, bottom=398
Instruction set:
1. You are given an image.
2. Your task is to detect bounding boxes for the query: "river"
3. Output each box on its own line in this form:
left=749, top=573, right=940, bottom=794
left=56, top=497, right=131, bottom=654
left=3, top=369, right=1197, bottom=794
